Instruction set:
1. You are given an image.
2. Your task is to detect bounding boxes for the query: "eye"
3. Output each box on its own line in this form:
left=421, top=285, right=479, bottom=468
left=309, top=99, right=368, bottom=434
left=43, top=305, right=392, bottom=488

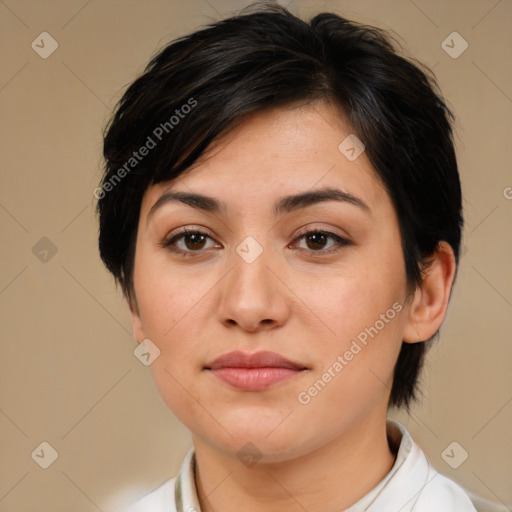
left=162, top=228, right=220, bottom=256
left=161, top=227, right=352, bottom=258
left=291, top=229, right=352, bottom=255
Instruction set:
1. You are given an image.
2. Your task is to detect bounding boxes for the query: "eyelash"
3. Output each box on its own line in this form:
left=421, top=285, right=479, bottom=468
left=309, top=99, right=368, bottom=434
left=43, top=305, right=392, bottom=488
left=161, top=227, right=352, bottom=258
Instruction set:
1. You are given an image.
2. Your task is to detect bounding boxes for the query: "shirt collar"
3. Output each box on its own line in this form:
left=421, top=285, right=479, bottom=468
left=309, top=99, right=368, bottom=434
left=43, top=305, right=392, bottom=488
left=174, top=447, right=201, bottom=512
left=344, top=419, right=429, bottom=511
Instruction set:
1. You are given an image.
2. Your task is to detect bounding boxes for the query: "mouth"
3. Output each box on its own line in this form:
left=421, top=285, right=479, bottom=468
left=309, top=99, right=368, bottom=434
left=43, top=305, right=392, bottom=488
left=204, top=350, right=308, bottom=391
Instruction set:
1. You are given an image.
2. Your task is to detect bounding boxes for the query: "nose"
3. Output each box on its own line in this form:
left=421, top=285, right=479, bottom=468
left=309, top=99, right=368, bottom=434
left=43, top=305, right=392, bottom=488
left=216, top=242, right=290, bottom=333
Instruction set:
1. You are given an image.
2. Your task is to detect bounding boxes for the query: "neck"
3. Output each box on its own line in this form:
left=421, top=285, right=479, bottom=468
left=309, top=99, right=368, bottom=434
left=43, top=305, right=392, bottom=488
left=192, top=412, right=397, bottom=512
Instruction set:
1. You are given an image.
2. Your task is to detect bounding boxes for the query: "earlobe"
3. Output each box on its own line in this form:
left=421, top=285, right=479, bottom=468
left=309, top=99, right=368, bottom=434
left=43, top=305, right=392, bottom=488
left=402, top=241, right=457, bottom=344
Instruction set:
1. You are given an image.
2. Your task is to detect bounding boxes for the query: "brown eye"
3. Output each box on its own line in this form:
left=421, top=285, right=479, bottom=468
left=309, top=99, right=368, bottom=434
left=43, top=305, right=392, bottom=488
left=163, top=229, right=220, bottom=256
left=292, top=230, right=352, bottom=254
left=304, top=232, right=329, bottom=250
left=181, top=232, right=208, bottom=250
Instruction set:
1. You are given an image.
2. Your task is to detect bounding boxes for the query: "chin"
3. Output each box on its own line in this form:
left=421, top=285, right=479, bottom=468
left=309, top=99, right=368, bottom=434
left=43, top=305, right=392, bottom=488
left=221, top=423, right=309, bottom=462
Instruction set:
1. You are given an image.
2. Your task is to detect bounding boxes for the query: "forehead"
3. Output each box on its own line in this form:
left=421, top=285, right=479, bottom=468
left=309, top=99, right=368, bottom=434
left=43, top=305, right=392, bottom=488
left=140, top=100, right=389, bottom=217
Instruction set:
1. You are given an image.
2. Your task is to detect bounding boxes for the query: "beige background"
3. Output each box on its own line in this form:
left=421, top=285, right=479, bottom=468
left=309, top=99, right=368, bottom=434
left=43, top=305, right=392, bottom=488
left=1, top=0, right=511, bottom=510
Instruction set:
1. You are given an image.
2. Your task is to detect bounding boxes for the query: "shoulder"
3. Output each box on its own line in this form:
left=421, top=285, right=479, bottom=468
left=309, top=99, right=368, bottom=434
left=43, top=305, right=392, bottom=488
left=384, top=421, right=502, bottom=512
left=412, top=470, right=478, bottom=511
left=124, top=477, right=176, bottom=512
left=413, top=471, right=509, bottom=512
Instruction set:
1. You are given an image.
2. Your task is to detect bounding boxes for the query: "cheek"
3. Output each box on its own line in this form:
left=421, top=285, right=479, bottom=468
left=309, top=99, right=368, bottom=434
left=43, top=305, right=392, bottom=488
left=300, top=277, right=404, bottom=395
left=134, top=245, right=208, bottom=342
left=137, top=268, right=209, bottom=431
left=133, top=246, right=223, bottom=380
left=294, top=281, right=405, bottom=440
left=295, top=254, right=406, bottom=347
left=291, top=246, right=407, bottom=405
left=133, top=252, right=207, bottom=412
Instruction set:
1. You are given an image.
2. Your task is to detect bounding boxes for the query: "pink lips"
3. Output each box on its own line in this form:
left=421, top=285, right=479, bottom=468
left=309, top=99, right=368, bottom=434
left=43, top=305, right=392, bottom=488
left=205, top=350, right=307, bottom=391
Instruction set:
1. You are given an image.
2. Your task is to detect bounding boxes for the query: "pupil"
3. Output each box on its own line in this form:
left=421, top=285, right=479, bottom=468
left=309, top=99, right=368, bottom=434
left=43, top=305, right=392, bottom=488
left=307, top=233, right=326, bottom=250
left=186, top=234, right=206, bottom=250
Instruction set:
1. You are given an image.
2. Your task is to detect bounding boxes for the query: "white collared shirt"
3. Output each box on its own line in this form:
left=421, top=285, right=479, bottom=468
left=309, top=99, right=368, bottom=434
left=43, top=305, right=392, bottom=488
left=125, top=420, right=504, bottom=512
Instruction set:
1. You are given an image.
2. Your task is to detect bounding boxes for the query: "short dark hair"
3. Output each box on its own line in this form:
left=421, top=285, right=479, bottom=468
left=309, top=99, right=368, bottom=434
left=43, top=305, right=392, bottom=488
left=97, top=2, right=463, bottom=410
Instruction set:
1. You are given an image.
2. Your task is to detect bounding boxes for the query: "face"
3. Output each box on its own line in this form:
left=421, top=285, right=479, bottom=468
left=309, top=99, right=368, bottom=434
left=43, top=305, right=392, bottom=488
left=130, top=100, right=413, bottom=462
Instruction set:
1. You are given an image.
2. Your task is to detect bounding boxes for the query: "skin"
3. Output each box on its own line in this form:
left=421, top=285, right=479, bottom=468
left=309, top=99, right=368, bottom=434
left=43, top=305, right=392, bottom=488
left=128, top=99, right=456, bottom=512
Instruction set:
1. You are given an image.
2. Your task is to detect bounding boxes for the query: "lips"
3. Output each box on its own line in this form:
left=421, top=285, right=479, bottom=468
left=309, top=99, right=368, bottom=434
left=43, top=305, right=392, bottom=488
left=205, top=350, right=307, bottom=371
left=204, top=350, right=308, bottom=391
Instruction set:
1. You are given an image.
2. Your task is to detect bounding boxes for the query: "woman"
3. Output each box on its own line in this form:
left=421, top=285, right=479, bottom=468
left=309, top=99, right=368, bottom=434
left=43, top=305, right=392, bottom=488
left=97, top=3, right=497, bottom=511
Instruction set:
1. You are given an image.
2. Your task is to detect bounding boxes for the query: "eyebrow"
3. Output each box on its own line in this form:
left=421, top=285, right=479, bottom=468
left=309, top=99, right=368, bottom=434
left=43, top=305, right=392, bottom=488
left=147, top=186, right=370, bottom=223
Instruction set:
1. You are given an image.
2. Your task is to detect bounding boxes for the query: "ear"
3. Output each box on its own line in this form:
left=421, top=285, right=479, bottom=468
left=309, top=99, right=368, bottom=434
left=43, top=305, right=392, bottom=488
left=402, top=241, right=457, bottom=344
left=127, top=292, right=145, bottom=344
